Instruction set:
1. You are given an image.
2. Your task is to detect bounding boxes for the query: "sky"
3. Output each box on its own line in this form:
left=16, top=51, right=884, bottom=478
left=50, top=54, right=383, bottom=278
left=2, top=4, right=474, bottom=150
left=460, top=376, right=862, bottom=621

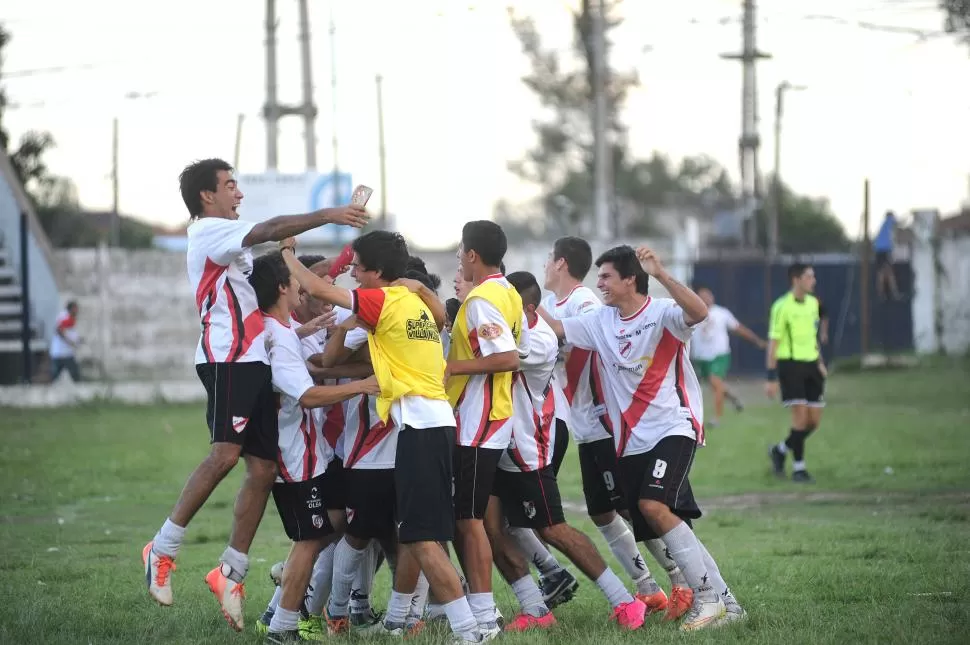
left=4, top=0, right=969, bottom=249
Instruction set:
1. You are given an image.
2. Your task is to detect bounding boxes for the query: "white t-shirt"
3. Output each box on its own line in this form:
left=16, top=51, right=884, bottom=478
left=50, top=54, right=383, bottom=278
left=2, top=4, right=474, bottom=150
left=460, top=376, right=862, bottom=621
left=499, top=315, right=560, bottom=473
left=454, top=277, right=530, bottom=449
left=50, top=309, right=79, bottom=359
left=561, top=297, right=705, bottom=457
left=187, top=217, right=267, bottom=365
left=264, top=315, right=332, bottom=483
left=550, top=285, right=611, bottom=444
left=690, top=304, right=739, bottom=361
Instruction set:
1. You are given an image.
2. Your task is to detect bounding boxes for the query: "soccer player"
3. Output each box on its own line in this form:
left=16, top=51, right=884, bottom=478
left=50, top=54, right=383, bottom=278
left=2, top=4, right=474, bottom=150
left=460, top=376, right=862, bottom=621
left=281, top=232, right=484, bottom=644
left=447, top=221, right=528, bottom=637
left=766, top=263, right=828, bottom=484
left=541, top=237, right=676, bottom=615
left=248, top=251, right=379, bottom=644
left=49, top=300, right=81, bottom=382
left=495, top=271, right=647, bottom=630
left=540, top=245, right=744, bottom=631
left=690, top=286, right=766, bottom=427
left=143, top=158, right=367, bottom=630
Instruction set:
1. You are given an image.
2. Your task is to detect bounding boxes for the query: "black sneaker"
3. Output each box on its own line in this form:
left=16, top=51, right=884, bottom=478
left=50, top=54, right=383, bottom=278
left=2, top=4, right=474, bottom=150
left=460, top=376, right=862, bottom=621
left=768, top=445, right=786, bottom=478
left=264, top=629, right=310, bottom=644
left=255, top=609, right=274, bottom=635
left=540, top=569, right=579, bottom=608
left=792, top=470, right=815, bottom=484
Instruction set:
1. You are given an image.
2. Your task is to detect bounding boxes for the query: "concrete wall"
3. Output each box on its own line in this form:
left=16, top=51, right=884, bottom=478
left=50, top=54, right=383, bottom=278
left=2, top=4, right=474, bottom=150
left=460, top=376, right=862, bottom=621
left=910, top=212, right=970, bottom=355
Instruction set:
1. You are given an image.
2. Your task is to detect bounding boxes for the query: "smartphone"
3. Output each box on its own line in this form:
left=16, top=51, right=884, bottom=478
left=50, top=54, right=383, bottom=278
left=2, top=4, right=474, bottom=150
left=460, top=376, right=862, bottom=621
left=351, top=184, right=374, bottom=207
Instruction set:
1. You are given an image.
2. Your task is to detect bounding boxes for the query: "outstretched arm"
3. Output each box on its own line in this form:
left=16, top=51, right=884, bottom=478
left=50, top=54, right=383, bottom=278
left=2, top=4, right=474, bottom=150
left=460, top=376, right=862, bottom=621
left=732, top=323, right=767, bottom=349
left=242, top=205, right=369, bottom=247
left=281, top=247, right=353, bottom=311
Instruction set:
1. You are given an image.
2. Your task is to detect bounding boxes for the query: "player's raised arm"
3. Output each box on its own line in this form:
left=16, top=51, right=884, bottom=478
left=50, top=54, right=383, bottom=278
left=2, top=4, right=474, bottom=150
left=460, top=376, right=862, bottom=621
left=635, top=247, right=708, bottom=325
left=280, top=245, right=353, bottom=311
left=393, top=277, right=447, bottom=331
left=537, top=306, right=566, bottom=340
left=242, top=204, right=369, bottom=247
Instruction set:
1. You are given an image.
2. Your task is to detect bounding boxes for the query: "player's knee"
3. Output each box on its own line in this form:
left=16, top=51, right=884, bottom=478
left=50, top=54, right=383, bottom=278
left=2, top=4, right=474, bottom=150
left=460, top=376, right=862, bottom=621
left=244, top=455, right=278, bottom=487
left=206, top=443, right=242, bottom=475
left=803, top=423, right=817, bottom=433
left=638, top=499, right=670, bottom=523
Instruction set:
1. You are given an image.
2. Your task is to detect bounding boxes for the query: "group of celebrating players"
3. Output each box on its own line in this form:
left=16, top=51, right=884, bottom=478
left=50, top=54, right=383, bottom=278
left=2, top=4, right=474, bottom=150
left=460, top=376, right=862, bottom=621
left=140, top=158, right=746, bottom=644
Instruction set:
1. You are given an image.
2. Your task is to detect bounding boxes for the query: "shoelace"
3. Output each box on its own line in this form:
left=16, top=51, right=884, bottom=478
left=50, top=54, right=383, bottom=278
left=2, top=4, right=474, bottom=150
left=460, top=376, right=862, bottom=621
left=155, top=556, right=176, bottom=587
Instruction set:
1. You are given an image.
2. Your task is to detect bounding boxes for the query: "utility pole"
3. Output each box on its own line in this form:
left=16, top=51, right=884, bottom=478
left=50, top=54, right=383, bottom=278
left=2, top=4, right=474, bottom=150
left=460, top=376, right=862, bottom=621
left=591, top=0, right=612, bottom=243
left=297, top=0, right=318, bottom=169
left=233, top=113, right=245, bottom=169
left=860, top=179, right=871, bottom=356
left=376, top=73, right=388, bottom=230
left=769, top=82, right=806, bottom=259
left=329, top=4, right=341, bottom=206
left=722, top=0, right=771, bottom=249
left=263, top=0, right=279, bottom=170
left=111, top=117, right=119, bottom=247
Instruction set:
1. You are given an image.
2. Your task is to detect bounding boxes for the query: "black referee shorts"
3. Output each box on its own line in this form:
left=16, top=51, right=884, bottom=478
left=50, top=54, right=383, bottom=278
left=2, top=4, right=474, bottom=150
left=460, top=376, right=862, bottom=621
left=778, top=359, right=826, bottom=407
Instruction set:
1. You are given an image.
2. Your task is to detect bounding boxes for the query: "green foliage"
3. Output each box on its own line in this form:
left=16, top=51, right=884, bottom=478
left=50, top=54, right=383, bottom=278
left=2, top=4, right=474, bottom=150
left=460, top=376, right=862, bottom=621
left=753, top=178, right=853, bottom=253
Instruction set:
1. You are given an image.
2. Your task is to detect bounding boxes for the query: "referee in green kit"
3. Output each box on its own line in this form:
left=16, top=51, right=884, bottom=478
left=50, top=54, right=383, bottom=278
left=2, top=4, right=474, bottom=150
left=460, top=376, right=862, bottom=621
left=765, top=263, right=828, bottom=483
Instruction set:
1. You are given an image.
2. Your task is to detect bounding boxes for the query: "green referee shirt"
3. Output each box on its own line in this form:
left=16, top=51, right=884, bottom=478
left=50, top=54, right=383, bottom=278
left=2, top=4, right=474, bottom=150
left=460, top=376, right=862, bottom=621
left=768, top=292, right=821, bottom=362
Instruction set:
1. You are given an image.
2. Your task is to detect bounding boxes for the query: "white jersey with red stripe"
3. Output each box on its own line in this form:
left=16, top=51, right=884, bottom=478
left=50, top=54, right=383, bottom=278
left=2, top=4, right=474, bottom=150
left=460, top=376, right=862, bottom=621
left=560, top=297, right=705, bottom=458
left=550, top=285, right=611, bottom=444
left=188, top=217, right=267, bottom=365
left=264, top=315, right=332, bottom=483
left=339, top=326, right=398, bottom=469
left=499, top=315, right=560, bottom=473
left=290, top=314, right=346, bottom=462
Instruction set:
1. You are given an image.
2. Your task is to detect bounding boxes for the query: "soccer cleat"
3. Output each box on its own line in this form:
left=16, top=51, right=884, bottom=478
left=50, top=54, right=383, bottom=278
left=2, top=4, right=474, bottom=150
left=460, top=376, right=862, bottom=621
left=769, top=445, right=786, bottom=478
left=680, top=598, right=726, bottom=631
left=449, top=632, right=484, bottom=645
left=323, top=606, right=349, bottom=635
left=382, top=619, right=426, bottom=638
left=719, top=596, right=747, bottom=625
left=205, top=564, right=246, bottom=632
left=255, top=610, right=273, bottom=635
left=610, top=598, right=647, bottom=630
left=504, top=611, right=557, bottom=632
left=540, top=569, right=579, bottom=608
left=636, top=589, right=669, bottom=617
left=479, top=620, right=502, bottom=641
left=404, top=619, right=426, bottom=638
left=298, top=615, right=325, bottom=641
left=143, top=542, right=176, bottom=607
left=662, top=585, right=694, bottom=622
left=792, top=470, right=815, bottom=484
left=350, top=608, right=384, bottom=634
left=264, top=629, right=311, bottom=644
left=270, top=561, right=285, bottom=587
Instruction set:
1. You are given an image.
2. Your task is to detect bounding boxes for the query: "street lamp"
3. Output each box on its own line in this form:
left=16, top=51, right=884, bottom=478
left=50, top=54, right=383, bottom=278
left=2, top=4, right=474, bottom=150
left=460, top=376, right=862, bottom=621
left=769, top=81, right=807, bottom=259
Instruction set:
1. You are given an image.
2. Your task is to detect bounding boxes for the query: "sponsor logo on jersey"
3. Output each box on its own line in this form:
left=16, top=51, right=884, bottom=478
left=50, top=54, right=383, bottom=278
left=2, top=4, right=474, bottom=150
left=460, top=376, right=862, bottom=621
left=406, top=309, right=441, bottom=343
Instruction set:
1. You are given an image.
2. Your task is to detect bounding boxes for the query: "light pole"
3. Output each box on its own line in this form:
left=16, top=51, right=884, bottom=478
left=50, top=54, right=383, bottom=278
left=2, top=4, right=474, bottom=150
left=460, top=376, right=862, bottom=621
left=769, top=81, right=806, bottom=258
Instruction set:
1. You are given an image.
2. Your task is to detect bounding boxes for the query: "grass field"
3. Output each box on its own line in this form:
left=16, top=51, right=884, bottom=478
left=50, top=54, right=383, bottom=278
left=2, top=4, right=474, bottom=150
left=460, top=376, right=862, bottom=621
left=1, top=361, right=969, bottom=644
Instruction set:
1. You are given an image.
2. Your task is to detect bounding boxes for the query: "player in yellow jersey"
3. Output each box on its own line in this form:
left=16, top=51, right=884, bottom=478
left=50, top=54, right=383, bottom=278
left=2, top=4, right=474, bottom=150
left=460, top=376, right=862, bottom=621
left=766, top=263, right=827, bottom=484
left=281, top=232, right=485, bottom=644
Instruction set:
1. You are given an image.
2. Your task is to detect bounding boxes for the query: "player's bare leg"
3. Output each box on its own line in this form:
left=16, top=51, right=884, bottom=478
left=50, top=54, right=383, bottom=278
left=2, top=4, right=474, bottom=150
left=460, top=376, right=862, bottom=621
left=454, top=518, right=500, bottom=634
left=709, top=375, right=726, bottom=425
left=399, top=541, right=480, bottom=642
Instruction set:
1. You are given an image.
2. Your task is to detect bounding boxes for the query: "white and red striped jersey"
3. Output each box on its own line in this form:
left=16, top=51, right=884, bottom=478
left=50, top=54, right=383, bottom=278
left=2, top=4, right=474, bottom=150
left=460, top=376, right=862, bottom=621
left=499, top=315, right=560, bottom=473
left=264, top=316, right=332, bottom=483
left=188, top=217, right=267, bottom=365
left=340, top=326, right=398, bottom=469
left=291, top=313, right=345, bottom=462
left=50, top=309, right=79, bottom=359
left=550, top=285, right=611, bottom=444
left=560, top=297, right=705, bottom=458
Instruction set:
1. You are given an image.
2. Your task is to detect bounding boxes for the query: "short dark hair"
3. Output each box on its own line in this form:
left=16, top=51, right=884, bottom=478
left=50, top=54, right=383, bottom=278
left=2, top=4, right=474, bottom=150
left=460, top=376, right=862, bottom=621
left=553, top=237, right=593, bottom=280
left=179, top=158, right=233, bottom=218
left=249, top=251, right=290, bottom=311
left=445, top=298, right=461, bottom=325
left=788, top=263, right=811, bottom=282
left=500, top=262, right=507, bottom=275
left=66, top=300, right=78, bottom=311
left=595, top=245, right=649, bottom=295
left=352, top=231, right=409, bottom=282
left=407, top=256, right=429, bottom=275
left=298, top=254, right=327, bottom=268
left=506, top=271, right=541, bottom=309
left=406, top=256, right=442, bottom=292
left=461, top=220, right=507, bottom=268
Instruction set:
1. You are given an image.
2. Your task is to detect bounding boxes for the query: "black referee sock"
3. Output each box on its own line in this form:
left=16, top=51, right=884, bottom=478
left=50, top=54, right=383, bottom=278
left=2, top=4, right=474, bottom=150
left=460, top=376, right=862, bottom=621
left=783, top=429, right=806, bottom=462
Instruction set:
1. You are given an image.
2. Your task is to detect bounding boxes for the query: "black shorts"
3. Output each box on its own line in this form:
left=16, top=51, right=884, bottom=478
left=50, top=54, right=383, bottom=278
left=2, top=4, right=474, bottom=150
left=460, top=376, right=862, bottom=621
left=196, top=362, right=278, bottom=461
left=578, top=438, right=625, bottom=516
left=396, top=425, right=456, bottom=544
left=494, top=466, right=566, bottom=529
left=453, top=445, right=504, bottom=521
left=619, top=435, right=702, bottom=542
left=321, top=457, right=347, bottom=511
left=551, top=419, right=570, bottom=477
left=778, top=360, right=826, bottom=408
left=272, top=473, right=335, bottom=542
left=875, top=250, right=891, bottom=269
left=345, top=468, right=397, bottom=541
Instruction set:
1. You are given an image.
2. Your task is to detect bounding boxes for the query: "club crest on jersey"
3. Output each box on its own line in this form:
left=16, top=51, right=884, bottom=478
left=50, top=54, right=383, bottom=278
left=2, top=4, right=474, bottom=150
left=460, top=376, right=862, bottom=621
left=478, top=323, right=503, bottom=340
left=407, top=309, right=441, bottom=343
left=231, top=416, right=248, bottom=433
left=346, top=508, right=356, bottom=524
left=311, top=514, right=324, bottom=529
left=523, top=501, right=537, bottom=519
left=619, top=340, right=633, bottom=358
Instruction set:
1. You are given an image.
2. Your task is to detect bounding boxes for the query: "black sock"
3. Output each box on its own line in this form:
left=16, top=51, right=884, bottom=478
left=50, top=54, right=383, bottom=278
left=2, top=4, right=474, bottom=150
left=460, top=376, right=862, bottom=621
left=784, top=429, right=806, bottom=462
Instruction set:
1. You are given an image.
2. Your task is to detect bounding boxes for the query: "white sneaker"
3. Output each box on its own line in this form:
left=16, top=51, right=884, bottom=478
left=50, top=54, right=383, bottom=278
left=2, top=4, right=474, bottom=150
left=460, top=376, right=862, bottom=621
left=719, top=596, right=747, bottom=624
left=142, top=541, right=175, bottom=606
left=205, top=563, right=246, bottom=631
left=680, top=597, right=726, bottom=631
left=450, top=632, right=483, bottom=645
left=480, top=621, right=502, bottom=641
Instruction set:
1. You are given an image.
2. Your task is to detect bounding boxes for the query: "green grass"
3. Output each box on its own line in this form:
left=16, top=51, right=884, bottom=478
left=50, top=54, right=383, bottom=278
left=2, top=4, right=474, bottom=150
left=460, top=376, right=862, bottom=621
left=1, top=363, right=969, bottom=644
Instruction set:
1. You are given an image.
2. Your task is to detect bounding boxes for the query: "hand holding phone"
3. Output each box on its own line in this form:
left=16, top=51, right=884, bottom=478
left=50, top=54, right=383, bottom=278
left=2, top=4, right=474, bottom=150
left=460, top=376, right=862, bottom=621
left=351, top=185, right=374, bottom=207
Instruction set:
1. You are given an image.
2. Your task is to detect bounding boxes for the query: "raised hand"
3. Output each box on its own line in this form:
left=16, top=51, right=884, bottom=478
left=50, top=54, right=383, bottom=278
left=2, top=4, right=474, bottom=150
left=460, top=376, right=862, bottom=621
left=323, top=204, right=370, bottom=228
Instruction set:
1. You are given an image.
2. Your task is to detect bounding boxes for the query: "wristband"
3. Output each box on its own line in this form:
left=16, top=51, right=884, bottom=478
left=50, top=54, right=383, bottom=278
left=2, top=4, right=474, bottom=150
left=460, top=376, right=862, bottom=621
left=765, top=368, right=777, bottom=381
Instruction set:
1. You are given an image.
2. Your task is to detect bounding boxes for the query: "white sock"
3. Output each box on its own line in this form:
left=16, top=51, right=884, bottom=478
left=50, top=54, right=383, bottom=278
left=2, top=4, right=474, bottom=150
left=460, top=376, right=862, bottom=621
left=306, top=543, right=336, bottom=615
left=776, top=441, right=789, bottom=454
left=696, top=539, right=733, bottom=601
left=644, top=538, right=688, bottom=588
left=443, top=597, right=479, bottom=639
left=466, top=592, right=497, bottom=626
left=385, top=590, right=413, bottom=626
left=511, top=575, right=548, bottom=617
left=220, top=546, right=249, bottom=583
left=660, top=523, right=717, bottom=602
left=267, top=585, right=283, bottom=613
left=153, top=518, right=185, bottom=559
left=597, top=515, right=660, bottom=594
left=328, top=539, right=367, bottom=618
left=793, top=460, right=806, bottom=472
left=426, top=602, right=445, bottom=619
left=350, top=541, right=378, bottom=615
left=595, top=568, right=634, bottom=608
left=408, top=573, right=431, bottom=622
left=268, top=606, right=300, bottom=633
left=508, top=527, right=563, bottom=577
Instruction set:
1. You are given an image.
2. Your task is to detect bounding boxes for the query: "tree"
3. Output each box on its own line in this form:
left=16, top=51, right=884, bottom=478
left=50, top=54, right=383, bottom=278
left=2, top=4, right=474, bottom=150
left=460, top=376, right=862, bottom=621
left=754, top=178, right=851, bottom=253
left=941, top=0, right=970, bottom=47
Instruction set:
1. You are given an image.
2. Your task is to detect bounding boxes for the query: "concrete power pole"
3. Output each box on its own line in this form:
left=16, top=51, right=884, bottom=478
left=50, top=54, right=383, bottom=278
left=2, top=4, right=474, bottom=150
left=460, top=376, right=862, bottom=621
left=591, top=0, right=612, bottom=243
left=263, top=0, right=279, bottom=170
left=376, top=74, right=388, bottom=230
left=298, top=0, right=318, bottom=169
left=328, top=4, right=341, bottom=204
left=722, top=0, right=771, bottom=249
